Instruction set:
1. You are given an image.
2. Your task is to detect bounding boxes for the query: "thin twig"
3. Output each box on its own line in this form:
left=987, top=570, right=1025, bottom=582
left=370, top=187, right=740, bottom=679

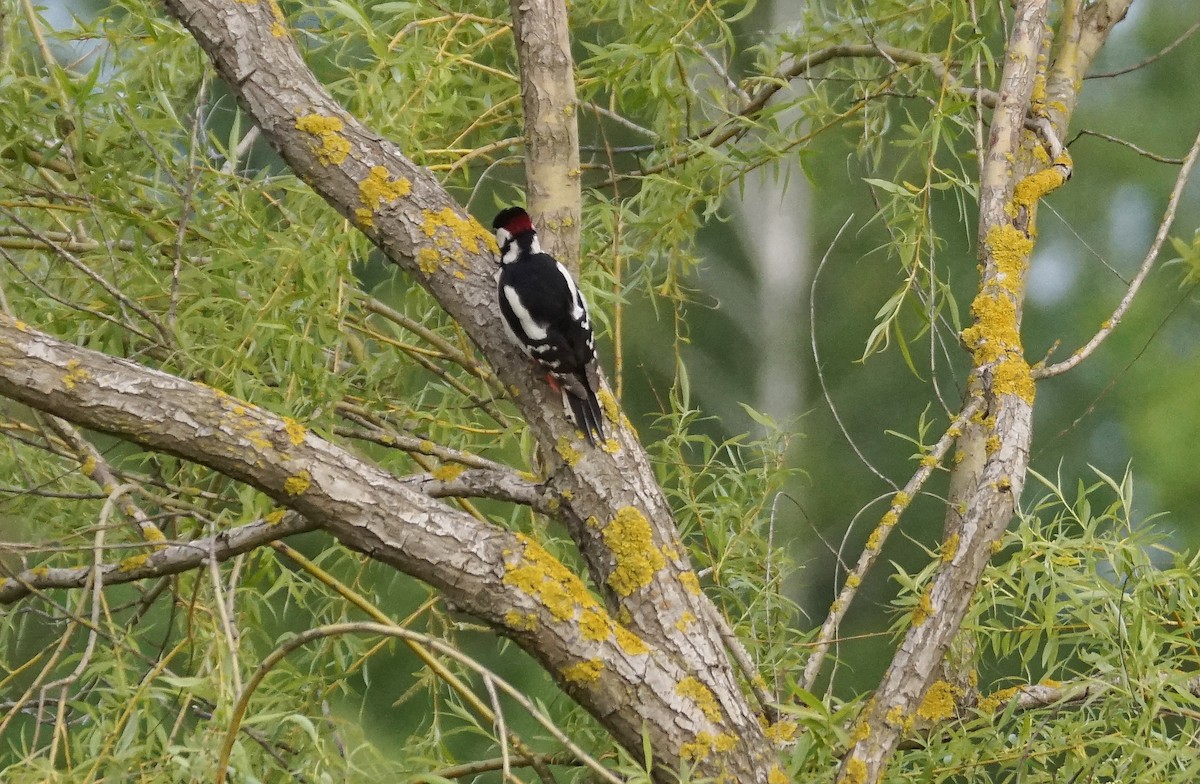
left=1086, top=19, right=1200, bottom=79
left=1035, top=124, right=1200, bottom=379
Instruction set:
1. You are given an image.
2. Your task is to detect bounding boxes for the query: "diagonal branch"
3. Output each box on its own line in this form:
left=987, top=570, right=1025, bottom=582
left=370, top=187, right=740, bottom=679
left=157, top=3, right=768, bottom=770
left=0, top=316, right=771, bottom=782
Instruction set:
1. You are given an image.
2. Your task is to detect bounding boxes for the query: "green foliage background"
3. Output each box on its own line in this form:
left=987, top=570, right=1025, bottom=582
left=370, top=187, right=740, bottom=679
left=1, top=0, right=1199, bottom=781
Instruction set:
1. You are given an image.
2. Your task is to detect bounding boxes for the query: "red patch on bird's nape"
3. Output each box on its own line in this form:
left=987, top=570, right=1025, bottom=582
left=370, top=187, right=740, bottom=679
left=502, top=211, right=534, bottom=236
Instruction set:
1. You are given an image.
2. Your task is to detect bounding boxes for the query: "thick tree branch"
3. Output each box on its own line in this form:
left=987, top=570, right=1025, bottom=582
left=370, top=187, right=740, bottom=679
left=154, top=3, right=770, bottom=777
left=0, top=317, right=772, bottom=782
left=837, top=2, right=1058, bottom=780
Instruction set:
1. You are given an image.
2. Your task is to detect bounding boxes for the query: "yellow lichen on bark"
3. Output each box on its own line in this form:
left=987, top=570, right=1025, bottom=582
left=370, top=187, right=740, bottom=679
left=561, top=658, right=604, bottom=685
left=282, top=416, right=306, bottom=446
left=960, top=223, right=1038, bottom=403
left=679, top=570, right=701, bottom=595
left=503, top=534, right=592, bottom=621
left=430, top=463, right=465, bottom=481
left=283, top=470, right=311, bottom=495
left=505, top=611, right=539, bottom=631
left=917, top=680, right=958, bottom=722
left=680, top=731, right=738, bottom=761
left=940, top=533, right=960, bottom=563
left=764, top=719, right=797, bottom=745
left=768, top=766, right=789, bottom=784
left=355, top=166, right=411, bottom=228
left=912, top=585, right=934, bottom=625
left=602, top=506, right=665, bottom=596
left=676, top=676, right=722, bottom=723
left=978, top=685, right=1023, bottom=713
left=420, top=207, right=497, bottom=258
left=843, top=758, right=868, bottom=784
left=63, top=359, right=91, bottom=390
left=294, top=114, right=349, bottom=166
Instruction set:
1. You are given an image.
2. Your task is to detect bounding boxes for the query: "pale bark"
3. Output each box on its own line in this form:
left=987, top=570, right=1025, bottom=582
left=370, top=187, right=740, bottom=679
left=510, top=0, right=582, bottom=270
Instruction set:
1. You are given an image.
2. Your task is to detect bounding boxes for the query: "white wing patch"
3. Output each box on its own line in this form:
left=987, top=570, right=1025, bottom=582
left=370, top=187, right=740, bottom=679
left=503, top=285, right=549, bottom=341
left=556, top=261, right=587, bottom=321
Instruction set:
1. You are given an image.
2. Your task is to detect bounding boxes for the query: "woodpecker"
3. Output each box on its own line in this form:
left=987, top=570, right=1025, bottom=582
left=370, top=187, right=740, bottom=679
left=492, top=206, right=604, bottom=445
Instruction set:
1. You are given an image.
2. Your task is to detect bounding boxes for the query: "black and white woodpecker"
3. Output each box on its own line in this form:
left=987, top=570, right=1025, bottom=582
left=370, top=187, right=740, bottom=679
left=492, top=207, right=604, bottom=445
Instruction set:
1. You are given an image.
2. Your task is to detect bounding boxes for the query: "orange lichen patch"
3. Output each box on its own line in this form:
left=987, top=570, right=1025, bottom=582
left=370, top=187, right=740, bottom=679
left=504, top=611, right=539, bottom=631
left=62, top=359, right=91, bottom=390
left=294, top=114, right=349, bottom=166
left=356, top=166, right=411, bottom=228
left=679, top=570, right=701, bottom=595
left=917, top=680, right=958, bottom=722
left=602, top=506, right=665, bottom=596
left=420, top=206, right=496, bottom=260
left=978, top=685, right=1023, bottom=713
left=431, top=463, right=465, bottom=481
left=940, top=533, right=960, bottom=563
left=282, top=417, right=306, bottom=446
left=912, top=586, right=934, bottom=625
left=562, top=658, right=603, bottom=685
left=283, top=470, right=311, bottom=496
left=680, top=731, right=738, bottom=762
left=676, top=676, right=722, bottom=723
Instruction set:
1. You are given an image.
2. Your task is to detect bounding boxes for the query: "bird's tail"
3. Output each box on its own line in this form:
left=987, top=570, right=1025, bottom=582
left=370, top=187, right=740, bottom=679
left=560, top=374, right=604, bottom=446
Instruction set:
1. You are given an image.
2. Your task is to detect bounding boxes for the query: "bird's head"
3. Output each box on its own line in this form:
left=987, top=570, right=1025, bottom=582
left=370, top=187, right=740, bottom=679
left=492, top=207, right=538, bottom=264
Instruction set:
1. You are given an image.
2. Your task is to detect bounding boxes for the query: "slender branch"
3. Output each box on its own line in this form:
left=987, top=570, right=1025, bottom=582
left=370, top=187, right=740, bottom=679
left=0, top=513, right=318, bottom=604
left=1069, top=129, right=1187, bottom=164
left=801, top=397, right=981, bottom=691
left=1086, top=18, right=1200, bottom=79
left=1035, top=125, right=1200, bottom=379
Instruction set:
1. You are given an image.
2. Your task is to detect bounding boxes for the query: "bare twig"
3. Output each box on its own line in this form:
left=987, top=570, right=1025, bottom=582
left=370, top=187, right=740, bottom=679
left=1035, top=125, right=1200, bottom=379
left=0, top=513, right=318, bottom=604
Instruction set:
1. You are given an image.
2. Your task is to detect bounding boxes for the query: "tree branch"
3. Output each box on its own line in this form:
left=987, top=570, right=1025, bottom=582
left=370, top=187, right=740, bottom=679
left=153, top=4, right=770, bottom=777
left=0, top=512, right=318, bottom=604
left=0, top=316, right=771, bottom=781
left=510, top=0, right=582, bottom=270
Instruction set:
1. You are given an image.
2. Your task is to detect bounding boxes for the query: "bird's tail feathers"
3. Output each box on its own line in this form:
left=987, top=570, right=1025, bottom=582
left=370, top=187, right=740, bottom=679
left=559, top=375, right=604, bottom=446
